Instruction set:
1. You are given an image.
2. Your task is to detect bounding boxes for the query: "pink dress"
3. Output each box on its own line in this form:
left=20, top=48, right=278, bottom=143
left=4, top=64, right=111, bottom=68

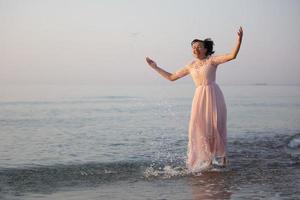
left=174, top=55, right=227, bottom=172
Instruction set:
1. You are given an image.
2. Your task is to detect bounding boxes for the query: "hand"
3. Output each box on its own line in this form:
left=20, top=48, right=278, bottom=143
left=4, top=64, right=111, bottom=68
left=237, top=26, right=243, bottom=42
left=146, top=57, right=158, bottom=68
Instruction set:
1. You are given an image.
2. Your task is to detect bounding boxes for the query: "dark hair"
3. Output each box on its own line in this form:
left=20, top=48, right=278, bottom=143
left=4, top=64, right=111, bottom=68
left=191, top=38, right=215, bottom=56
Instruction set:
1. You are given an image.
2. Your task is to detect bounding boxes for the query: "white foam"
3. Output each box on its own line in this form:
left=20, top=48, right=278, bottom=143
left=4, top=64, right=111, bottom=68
left=143, top=165, right=188, bottom=179
left=288, top=136, right=300, bottom=149
left=143, top=162, right=229, bottom=179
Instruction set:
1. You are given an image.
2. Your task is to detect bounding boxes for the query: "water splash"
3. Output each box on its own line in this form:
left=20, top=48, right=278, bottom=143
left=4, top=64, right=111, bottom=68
left=143, top=161, right=229, bottom=179
left=143, top=165, right=189, bottom=179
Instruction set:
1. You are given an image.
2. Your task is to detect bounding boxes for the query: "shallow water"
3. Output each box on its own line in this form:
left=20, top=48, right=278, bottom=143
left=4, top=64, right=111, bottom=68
left=0, top=84, right=300, bottom=199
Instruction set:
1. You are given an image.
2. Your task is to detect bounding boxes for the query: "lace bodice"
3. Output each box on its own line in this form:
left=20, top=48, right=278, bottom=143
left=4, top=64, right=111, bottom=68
left=174, top=56, right=220, bottom=87
left=190, top=56, right=218, bottom=86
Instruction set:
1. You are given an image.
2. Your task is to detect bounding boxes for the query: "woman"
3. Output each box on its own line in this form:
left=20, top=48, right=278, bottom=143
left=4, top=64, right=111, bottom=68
left=145, top=27, right=243, bottom=172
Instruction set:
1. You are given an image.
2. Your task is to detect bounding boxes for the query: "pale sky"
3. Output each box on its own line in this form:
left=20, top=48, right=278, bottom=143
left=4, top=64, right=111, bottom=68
left=1, top=0, right=300, bottom=86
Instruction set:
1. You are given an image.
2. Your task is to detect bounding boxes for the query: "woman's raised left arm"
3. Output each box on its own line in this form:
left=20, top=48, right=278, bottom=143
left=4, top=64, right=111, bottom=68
left=211, top=26, right=243, bottom=65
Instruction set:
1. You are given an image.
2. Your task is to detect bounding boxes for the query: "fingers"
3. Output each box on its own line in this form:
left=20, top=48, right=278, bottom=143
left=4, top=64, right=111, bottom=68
left=146, top=57, right=156, bottom=67
left=238, top=26, right=243, bottom=34
left=146, top=57, right=155, bottom=63
left=146, top=57, right=152, bottom=62
left=146, top=57, right=151, bottom=64
left=237, top=26, right=243, bottom=37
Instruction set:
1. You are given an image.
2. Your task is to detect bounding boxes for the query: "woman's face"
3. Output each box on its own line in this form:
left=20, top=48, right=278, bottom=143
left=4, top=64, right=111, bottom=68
left=192, top=42, right=207, bottom=58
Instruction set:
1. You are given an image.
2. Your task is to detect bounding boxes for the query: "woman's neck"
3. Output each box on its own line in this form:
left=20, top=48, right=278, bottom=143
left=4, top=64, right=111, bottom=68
left=196, top=55, right=207, bottom=60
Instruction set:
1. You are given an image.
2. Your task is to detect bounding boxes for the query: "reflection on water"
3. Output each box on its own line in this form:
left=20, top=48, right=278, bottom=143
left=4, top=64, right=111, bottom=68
left=188, top=171, right=233, bottom=200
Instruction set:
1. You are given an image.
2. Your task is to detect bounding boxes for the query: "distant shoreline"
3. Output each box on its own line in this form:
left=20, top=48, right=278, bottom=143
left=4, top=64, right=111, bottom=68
left=1, top=83, right=300, bottom=87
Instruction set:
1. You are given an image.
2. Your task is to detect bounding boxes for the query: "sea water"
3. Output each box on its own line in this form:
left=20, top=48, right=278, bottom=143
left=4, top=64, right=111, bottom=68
left=0, top=84, right=299, bottom=199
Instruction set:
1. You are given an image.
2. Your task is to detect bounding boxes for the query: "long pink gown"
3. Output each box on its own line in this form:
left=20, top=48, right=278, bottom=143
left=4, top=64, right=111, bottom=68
left=174, top=55, right=227, bottom=172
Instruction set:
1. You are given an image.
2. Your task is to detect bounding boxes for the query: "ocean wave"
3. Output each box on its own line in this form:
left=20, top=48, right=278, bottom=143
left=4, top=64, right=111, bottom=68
left=0, top=160, right=209, bottom=195
left=0, top=159, right=231, bottom=196
left=285, top=134, right=300, bottom=159
left=0, top=161, right=146, bottom=181
left=0, top=161, right=148, bottom=194
left=288, top=134, right=300, bottom=149
left=0, top=160, right=230, bottom=190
